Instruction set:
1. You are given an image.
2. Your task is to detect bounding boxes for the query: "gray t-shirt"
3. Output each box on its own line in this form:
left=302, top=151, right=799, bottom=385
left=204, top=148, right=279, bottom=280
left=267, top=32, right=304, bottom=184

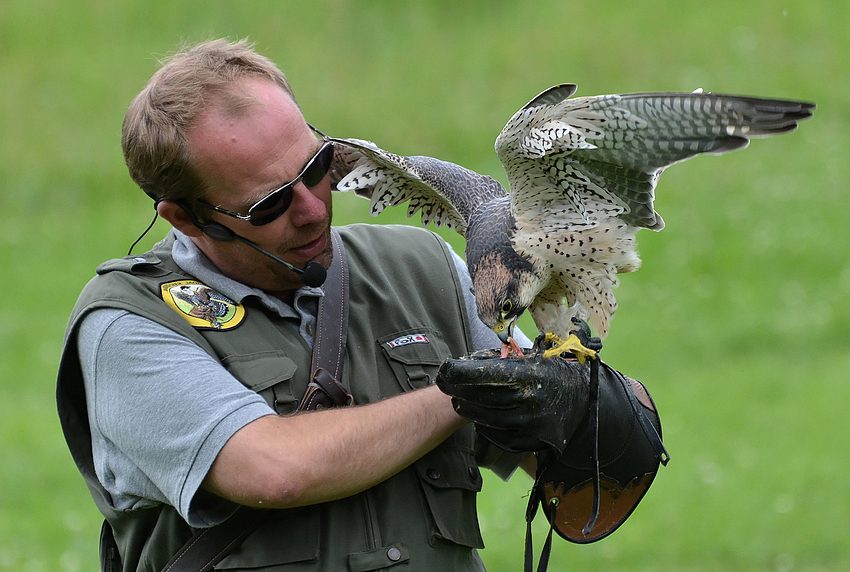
left=77, top=230, right=531, bottom=527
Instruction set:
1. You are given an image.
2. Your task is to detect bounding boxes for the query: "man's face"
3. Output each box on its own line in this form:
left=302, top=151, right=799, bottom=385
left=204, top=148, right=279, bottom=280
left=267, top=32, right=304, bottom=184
left=186, top=78, right=333, bottom=296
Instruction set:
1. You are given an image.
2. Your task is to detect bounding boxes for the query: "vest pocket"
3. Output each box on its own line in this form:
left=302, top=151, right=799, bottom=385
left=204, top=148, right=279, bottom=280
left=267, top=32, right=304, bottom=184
left=220, top=351, right=302, bottom=413
left=215, top=506, right=320, bottom=569
left=378, top=328, right=451, bottom=392
left=413, top=441, right=484, bottom=549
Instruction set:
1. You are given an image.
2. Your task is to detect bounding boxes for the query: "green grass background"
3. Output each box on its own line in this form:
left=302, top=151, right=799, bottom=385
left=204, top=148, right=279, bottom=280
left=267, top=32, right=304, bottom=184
left=1, top=1, right=847, bottom=570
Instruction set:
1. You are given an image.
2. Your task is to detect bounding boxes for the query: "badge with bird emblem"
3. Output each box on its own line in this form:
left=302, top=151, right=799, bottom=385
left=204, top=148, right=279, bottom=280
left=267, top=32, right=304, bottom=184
left=160, top=280, right=245, bottom=330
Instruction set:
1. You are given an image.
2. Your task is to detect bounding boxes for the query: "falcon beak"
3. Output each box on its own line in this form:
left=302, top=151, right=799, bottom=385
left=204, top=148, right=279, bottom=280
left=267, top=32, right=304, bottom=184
left=494, top=316, right=515, bottom=343
left=495, top=317, right=524, bottom=358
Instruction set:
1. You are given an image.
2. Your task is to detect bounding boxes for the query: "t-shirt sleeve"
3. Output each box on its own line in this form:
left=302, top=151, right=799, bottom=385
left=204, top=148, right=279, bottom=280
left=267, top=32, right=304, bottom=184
left=77, top=308, right=275, bottom=527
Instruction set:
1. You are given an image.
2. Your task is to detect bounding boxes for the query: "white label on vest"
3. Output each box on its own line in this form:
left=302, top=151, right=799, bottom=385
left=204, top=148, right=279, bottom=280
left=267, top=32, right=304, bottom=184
left=386, top=333, right=430, bottom=348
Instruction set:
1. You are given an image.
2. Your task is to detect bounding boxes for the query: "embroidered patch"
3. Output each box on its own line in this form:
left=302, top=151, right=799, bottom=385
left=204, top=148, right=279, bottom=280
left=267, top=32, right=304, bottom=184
left=160, top=280, right=245, bottom=330
left=386, top=333, right=430, bottom=349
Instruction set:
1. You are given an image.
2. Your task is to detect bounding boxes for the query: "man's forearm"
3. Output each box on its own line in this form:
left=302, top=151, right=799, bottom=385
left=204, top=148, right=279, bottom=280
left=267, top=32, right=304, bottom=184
left=202, top=384, right=468, bottom=508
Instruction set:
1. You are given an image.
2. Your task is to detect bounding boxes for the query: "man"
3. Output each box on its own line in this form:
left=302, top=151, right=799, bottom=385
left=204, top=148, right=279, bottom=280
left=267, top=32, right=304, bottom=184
left=58, top=39, right=663, bottom=572
left=58, top=39, right=538, bottom=571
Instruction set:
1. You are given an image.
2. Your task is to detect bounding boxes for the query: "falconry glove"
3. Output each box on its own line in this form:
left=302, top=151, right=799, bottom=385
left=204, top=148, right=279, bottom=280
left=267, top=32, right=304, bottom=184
left=437, top=335, right=669, bottom=571
left=436, top=347, right=591, bottom=455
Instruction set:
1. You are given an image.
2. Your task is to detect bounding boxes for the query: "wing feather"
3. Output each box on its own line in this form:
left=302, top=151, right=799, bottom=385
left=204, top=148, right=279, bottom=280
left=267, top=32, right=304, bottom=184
left=330, top=137, right=507, bottom=237
left=496, top=85, right=815, bottom=234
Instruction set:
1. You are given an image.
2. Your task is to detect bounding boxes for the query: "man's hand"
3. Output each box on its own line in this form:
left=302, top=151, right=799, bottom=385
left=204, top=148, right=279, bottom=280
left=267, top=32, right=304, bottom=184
left=436, top=351, right=590, bottom=454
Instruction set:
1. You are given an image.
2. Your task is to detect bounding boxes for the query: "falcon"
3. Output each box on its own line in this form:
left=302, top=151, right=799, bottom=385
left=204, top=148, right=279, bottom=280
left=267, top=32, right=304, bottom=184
left=329, top=84, right=814, bottom=358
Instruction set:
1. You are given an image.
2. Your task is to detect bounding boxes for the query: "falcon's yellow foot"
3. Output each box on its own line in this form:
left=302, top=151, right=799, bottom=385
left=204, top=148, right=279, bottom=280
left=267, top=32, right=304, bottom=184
left=542, top=333, right=597, bottom=363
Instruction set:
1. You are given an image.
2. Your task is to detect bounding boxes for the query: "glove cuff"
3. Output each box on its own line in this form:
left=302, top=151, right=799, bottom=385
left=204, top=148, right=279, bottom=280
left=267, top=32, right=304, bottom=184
left=532, top=363, right=668, bottom=543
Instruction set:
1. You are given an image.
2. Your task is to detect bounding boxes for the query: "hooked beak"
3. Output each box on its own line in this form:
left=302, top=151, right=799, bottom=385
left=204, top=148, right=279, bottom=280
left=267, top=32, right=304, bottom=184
left=494, top=317, right=524, bottom=358
left=494, top=317, right=516, bottom=344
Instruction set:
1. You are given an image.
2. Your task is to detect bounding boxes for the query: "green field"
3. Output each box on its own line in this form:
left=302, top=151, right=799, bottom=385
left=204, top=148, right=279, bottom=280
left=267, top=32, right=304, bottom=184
left=1, top=1, right=847, bottom=570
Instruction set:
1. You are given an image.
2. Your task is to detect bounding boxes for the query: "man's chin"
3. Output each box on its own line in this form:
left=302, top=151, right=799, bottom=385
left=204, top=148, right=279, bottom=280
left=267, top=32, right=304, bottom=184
left=287, top=228, right=334, bottom=283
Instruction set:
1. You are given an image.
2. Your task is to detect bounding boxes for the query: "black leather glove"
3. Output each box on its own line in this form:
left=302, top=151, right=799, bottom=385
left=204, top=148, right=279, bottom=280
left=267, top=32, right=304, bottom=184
left=436, top=350, right=591, bottom=454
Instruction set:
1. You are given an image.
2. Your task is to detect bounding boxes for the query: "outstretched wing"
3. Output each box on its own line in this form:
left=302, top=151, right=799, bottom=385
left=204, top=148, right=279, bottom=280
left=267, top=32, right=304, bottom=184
left=330, top=137, right=507, bottom=237
left=495, top=84, right=814, bottom=339
left=496, top=84, right=816, bottom=233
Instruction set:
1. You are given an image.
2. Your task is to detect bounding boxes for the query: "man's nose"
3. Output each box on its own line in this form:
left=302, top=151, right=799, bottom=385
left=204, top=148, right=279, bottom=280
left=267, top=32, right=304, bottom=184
left=287, top=181, right=328, bottom=227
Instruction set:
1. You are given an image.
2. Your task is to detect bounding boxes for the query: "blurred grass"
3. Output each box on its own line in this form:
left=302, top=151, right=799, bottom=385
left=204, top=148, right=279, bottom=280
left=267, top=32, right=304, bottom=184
left=1, top=1, right=847, bottom=570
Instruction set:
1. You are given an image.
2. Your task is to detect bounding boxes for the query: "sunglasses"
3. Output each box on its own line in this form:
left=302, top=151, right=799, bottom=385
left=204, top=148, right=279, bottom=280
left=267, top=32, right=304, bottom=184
left=197, top=134, right=335, bottom=226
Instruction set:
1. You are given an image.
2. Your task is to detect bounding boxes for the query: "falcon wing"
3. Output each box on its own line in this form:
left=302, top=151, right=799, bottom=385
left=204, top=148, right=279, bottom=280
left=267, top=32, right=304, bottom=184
left=330, top=137, right=507, bottom=237
left=496, top=84, right=816, bottom=233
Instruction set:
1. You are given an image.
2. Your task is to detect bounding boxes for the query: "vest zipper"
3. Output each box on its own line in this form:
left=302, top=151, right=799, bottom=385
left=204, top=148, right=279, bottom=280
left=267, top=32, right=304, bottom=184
left=361, top=489, right=381, bottom=550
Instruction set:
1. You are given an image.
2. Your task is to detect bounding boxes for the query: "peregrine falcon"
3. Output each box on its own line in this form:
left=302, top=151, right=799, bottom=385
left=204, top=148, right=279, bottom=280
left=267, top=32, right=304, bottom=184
left=329, top=84, right=814, bottom=358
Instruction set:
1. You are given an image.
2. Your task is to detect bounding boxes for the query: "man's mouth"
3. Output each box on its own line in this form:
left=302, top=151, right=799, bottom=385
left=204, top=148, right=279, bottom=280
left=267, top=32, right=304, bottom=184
left=288, top=230, right=327, bottom=260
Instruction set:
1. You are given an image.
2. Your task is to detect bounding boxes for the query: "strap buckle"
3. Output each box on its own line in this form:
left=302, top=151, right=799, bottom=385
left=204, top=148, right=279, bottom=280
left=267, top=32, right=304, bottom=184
left=297, top=368, right=353, bottom=411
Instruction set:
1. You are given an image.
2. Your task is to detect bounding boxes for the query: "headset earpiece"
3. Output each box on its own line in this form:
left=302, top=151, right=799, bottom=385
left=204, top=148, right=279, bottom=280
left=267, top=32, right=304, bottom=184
left=198, top=221, right=236, bottom=242
left=178, top=202, right=236, bottom=242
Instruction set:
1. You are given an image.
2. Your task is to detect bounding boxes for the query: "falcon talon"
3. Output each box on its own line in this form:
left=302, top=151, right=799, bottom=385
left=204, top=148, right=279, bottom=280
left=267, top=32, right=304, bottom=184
left=566, top=317, right=602, bottom=351
left=542, top=333, right=597, bottom=363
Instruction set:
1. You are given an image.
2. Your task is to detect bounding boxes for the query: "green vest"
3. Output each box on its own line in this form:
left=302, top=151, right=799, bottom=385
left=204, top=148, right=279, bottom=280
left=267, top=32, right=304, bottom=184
left=57, top=224, right=487, bottom=572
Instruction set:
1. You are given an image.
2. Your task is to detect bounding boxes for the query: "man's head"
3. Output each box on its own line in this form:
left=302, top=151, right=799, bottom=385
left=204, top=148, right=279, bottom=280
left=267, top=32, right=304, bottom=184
left=124, top=39, right=334, bottom=298
left=122, top=38, right=297, bottom=204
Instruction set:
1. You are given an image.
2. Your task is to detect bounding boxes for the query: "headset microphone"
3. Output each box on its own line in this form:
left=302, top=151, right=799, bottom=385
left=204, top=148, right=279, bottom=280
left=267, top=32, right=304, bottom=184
left=234, top=234, right=327, bottom=287
left=180, top=203, right=327, bottom=287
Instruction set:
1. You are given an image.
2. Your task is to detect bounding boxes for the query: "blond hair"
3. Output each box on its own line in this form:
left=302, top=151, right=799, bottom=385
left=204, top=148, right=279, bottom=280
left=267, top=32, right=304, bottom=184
left=121, top=39, right=297, bottom=202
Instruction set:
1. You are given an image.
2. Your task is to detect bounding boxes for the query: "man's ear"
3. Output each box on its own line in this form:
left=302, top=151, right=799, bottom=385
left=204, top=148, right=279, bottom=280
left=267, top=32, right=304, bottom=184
left=157, top=200, right=204, bottom=238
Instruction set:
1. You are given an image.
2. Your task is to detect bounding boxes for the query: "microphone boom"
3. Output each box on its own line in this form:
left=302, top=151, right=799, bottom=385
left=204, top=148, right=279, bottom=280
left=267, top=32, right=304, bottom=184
left=235, top=235, right=327, bottom=287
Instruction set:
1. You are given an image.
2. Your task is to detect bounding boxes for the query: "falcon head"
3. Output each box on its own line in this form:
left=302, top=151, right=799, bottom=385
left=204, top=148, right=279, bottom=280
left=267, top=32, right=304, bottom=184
left=472, top=257, right=527, bottom=338
left=468, top=246, right=541, bottom=352
left=465, top=195, right=543, bottom=354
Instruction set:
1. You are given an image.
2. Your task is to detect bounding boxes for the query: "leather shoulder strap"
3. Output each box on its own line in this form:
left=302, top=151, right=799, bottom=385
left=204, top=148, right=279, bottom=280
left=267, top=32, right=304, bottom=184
left=298, top=228, right=353, bottom=411
left=159, top=508, right=267, bottom=572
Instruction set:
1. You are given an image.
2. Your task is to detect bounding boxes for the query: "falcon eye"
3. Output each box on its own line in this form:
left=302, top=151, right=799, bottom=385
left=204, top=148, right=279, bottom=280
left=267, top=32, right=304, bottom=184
left=501, top=300, right=513, bottom=315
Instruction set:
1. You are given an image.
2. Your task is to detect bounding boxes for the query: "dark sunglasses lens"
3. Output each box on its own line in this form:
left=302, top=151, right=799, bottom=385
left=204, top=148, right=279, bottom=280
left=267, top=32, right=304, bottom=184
left=246, top=142, right=332, bottom=226
left=248, top=187, right=293, bottom=226
left=301, top=143, right=334, bottom=188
